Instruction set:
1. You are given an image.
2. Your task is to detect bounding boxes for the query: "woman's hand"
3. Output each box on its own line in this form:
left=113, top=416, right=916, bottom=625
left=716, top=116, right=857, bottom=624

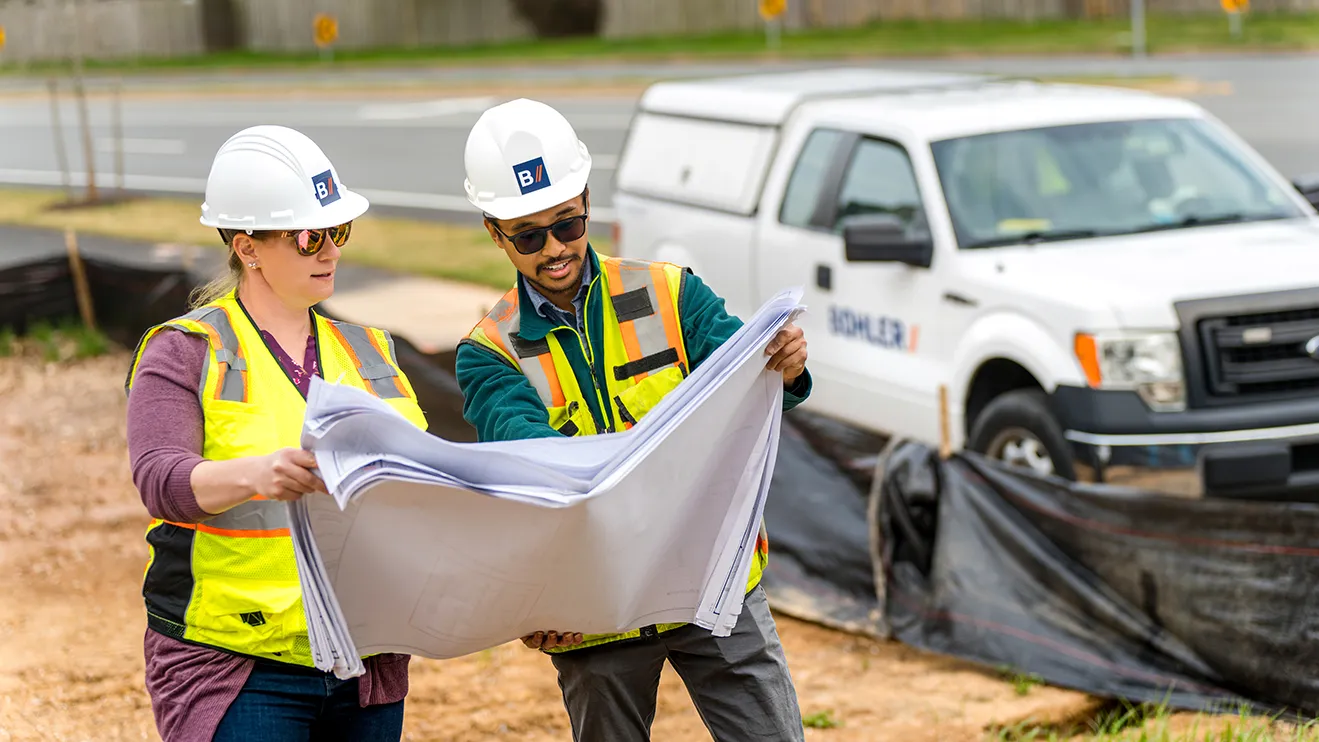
left=191, top=447, right=327, bottom=516
left=250, top=448, right=328, bottom=502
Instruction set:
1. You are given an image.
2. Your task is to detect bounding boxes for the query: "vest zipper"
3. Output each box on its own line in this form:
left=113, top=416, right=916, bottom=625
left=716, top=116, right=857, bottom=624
left=540, top=270, right=615, bottom=434
left=552, top=323, right=609, bottom=434
left=577, top=274, right=615, bottom=433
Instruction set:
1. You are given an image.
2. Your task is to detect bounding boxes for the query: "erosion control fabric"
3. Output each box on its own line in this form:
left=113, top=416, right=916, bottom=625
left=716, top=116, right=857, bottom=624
left=0, top=255, right=195, bottom=351
left=759, top=408, right=890, bottom=639
left=878, top=439, right=1319, bottom=719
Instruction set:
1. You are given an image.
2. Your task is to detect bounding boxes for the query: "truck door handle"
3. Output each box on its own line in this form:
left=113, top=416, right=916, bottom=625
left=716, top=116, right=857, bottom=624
left=816, top=264, right=832, bottom=291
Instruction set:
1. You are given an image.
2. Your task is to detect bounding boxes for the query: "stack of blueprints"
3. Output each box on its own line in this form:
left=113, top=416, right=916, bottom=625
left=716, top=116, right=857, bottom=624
left=290, top=288, right=805, bottom=679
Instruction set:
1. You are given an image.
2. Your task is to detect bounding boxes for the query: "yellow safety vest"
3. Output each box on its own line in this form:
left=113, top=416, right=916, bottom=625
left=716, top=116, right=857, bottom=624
left=465, top=254, right=769, bottom=653
left=125, top=289, right=428, bottom=666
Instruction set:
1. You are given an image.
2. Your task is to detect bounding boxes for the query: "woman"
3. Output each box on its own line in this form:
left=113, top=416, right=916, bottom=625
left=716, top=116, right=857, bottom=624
left=125, top=125, right=428, bottom=741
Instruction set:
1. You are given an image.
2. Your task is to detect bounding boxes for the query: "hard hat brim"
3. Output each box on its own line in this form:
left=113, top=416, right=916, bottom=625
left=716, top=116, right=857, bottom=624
left=468, top=167, right=590, bottom=222
left=200, top=187, right=370, bottom=231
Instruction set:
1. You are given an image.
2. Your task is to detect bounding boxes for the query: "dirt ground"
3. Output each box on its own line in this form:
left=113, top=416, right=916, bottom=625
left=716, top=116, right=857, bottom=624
left=0, top=350, right=1112, bottom=742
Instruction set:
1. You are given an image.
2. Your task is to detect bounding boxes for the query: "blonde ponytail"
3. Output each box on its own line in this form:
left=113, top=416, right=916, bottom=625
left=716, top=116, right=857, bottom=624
left=188, top=243, right=244, bottom=310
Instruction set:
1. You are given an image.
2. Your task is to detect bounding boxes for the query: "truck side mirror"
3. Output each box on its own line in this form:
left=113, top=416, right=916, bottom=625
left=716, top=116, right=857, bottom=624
left=842, top=214, right=933, bottom=268
left=1293, top=175, right=1319, bottom=210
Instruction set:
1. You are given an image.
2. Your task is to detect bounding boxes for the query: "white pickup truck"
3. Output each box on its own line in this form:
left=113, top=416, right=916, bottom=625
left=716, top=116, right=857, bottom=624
left=610, top=68, right=1319, bottom=500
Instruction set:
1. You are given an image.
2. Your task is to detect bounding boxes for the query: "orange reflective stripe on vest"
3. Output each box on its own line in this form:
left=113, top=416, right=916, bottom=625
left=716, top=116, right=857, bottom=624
left=477, top=291, right=570, bottom=409
left=604, top=258, right=688, bottom=384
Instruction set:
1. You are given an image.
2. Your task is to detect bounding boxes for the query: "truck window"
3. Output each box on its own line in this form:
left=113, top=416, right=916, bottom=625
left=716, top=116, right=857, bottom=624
left=929, top=117, right=1305, bottom=249
left=778, top=128, right=847, bottom=229
left=833, top=138, right=927, bottom=236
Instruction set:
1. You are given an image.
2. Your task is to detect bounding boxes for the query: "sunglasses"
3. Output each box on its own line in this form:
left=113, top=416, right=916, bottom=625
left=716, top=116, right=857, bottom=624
left=492, top=212, right=589, bottom=255
left=278, top=221, right=353, bottom=256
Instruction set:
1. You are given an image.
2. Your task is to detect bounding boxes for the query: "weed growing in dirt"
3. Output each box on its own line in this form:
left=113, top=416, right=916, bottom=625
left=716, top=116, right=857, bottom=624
left=803, top=709, right=840, bottom=729
left=2, top=319, right=114, bottom=362
left=997, top=665, right=1045, bottom=696
left=1013, top=672, right=1044, bottom=696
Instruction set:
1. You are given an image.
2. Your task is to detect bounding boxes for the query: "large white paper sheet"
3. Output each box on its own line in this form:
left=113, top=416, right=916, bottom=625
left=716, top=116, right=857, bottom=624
left=291, top=289, right=805, bottom=678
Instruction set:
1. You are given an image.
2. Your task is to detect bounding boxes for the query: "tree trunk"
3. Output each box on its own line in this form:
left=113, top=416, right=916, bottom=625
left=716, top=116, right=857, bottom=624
left=200, top=0, right=243, bottom=52
left=507, top=0, right=603, bottom=38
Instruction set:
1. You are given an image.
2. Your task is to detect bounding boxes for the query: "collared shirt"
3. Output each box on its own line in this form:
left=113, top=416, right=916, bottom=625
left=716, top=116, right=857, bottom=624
left=523, top=257, right=595, bottom=336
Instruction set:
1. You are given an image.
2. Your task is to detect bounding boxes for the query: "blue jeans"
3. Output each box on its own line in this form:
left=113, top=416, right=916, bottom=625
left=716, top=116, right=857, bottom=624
left=212, top=660, right=404, bottom=742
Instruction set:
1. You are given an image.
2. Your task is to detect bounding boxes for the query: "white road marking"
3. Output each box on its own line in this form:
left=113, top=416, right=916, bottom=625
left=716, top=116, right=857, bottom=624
left=95, top=137, right=186, bottom=155
left=0, top=168, right=207, bottom=192
left=0, top=168, right=618, bottom=223
left=356, top=97, right=498, bottom=121
left=354, top=186, right=616, bottom=223
left=0, top=110, right=635, bottom=130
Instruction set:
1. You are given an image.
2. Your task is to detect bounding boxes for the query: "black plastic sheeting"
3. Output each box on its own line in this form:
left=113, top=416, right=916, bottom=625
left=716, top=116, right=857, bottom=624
left=0, top=255, right=194, bottom=351
left=758, top=408, right=891, bottom=638
left=879, top=439, right=1319, bottom=720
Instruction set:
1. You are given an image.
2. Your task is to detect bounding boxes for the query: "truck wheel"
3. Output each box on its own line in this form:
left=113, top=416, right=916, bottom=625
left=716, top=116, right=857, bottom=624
left=967, top=389, right=1076, bottom=480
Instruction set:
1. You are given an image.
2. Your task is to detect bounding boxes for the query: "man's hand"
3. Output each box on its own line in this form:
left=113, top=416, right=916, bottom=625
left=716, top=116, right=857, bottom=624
left=765, top=323, right=808, bottom=385
left=521, top=630, right=584, bottom=650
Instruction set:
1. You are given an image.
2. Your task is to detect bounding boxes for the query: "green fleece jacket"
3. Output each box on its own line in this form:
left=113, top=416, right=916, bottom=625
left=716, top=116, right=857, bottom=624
left=456, top=246, right=812, bottom=443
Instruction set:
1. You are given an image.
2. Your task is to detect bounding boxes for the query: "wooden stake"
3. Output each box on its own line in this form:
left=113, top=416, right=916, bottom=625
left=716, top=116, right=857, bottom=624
left=64, top=228, right=96, bottom=331
left=938, top=384, right=952, bottom=460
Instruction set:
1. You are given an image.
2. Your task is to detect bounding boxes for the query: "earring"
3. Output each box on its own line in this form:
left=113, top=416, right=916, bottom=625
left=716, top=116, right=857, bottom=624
left=248, top=261, right=258, bottom=268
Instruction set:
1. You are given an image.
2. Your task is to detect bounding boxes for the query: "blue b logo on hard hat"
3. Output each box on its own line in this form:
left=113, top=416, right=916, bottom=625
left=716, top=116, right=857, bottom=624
left=513, top=157, right=551, bottom=196
left=312, top=169, right=341, bottom=207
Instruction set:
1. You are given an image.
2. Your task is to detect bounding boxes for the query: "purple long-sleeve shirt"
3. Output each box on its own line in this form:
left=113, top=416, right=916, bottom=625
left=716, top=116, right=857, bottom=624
left=127, top=328, right=410, bottom=742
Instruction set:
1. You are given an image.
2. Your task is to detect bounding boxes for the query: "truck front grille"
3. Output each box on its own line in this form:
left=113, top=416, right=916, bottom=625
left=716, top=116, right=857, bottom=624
left=1199, top=306, right=1319, bottom=399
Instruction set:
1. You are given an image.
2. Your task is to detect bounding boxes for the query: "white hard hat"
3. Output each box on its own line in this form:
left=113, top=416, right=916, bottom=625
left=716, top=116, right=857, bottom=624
left=463, top=98, right=592, bottom=221
left=200, top=125, right=369, bottom=231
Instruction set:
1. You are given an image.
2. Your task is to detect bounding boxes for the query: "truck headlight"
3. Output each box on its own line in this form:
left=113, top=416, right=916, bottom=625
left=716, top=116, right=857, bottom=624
left=1074, top=332, right=1185, bottom=412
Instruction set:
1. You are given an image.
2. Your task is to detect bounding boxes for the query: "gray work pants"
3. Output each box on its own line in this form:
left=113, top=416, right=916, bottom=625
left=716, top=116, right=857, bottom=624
left=548, top=585, right=805, bottom=742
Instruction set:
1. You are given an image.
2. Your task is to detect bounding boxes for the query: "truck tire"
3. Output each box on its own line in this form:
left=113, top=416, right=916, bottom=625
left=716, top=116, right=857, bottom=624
left=966, top=388, right=1076, bottom=481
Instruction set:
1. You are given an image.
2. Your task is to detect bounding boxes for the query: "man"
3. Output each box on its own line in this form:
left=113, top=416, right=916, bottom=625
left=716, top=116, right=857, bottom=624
left=454, top=97, right=811, bottom=742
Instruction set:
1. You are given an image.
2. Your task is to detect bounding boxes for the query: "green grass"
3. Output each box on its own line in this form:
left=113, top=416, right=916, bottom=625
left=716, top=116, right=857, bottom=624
left=3, top=13, right=1319, bottom=77
left=0, top=326, right=17, bottom=358
left=994, top=700, right=1319, bottom=742
left=0, top=188, right=611, bottom=290
left=998, top=665, right=1047, bottom=697
left=803, top=709, right=841, bottom=729
left=0, top=318, right=113, bottom=362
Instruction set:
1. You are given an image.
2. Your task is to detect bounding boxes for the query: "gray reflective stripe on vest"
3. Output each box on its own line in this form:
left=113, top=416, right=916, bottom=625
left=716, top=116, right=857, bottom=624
left=610, top=260, right=681, bottom=380
left=205, top=499, right=290, bottom=532
left=488, top=294, right=558, bottom=408
left=179, top=306, right=247, bottom=403
left=331, top=321, right=407, bottom=400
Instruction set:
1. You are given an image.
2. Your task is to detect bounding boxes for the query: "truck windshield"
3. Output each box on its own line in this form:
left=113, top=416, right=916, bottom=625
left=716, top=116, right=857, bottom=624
left=929, top=118, right=1307, bottom=250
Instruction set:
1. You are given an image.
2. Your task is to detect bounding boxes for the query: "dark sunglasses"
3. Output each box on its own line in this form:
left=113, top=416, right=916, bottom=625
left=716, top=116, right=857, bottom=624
left=492, top=211, right=589, bottom=255
left=279, top=221, right=353, bottom=256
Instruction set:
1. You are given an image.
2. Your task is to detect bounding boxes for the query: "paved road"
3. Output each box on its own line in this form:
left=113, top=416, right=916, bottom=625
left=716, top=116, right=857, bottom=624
left=0, top=94, right=633, bottom=223
left=4, top=54, right=1319, bottom=226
